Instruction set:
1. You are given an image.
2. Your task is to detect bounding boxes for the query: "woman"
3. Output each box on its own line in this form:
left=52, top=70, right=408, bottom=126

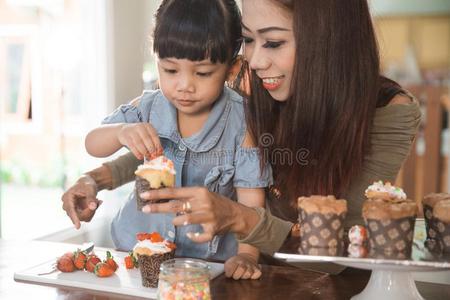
left=62, top=0, right=420, bottom=256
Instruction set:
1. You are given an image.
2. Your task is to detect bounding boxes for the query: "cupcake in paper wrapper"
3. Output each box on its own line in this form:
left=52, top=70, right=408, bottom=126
left=432, top=199, right=450, bottom=253
left=134, top=156, right=176, bottom=210
left=297, top=195, right=347, bottom=250
left=363, top=196, right=417, bottom=253
left=133, top=232, right=176, bottom=288
left=423, top=193, right=450, bottom=241
left=137, top=252, right=175, bottom=288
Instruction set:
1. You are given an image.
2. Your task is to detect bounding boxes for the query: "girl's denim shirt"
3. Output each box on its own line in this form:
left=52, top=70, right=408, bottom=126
left=102, top=87, right=273, bottom=261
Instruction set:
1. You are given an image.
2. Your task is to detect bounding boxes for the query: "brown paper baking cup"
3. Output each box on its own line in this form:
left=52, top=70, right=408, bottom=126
left=423, top=204, right=439, bottom=240
left=434, top=219, right=450, bottom=253
left=368, top=247, right=411, bottom=260
left=135, top=176, right=171, bottom=210
left=137, top=251, right=175, bottom=288
left=298, top=209, right=346, bottom=249
left=364, top=217, right=415, bottom=252
left=425, top=238, right=443, bottom=254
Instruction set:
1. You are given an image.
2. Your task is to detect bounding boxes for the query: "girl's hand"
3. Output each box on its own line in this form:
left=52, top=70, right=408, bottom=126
left=117, top=123, right=162, bottom=160
left=140, top=187, right=260, bottom=243
left=224, top=253, right=262, bottom=280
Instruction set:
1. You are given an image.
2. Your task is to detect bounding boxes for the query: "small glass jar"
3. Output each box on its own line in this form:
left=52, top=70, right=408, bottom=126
left=157, top=258, right=211, bottom=300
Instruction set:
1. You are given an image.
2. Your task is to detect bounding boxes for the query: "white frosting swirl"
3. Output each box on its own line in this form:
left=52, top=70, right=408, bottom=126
left=133, top=239, right=173, bottom=254
left=137, top=156, right=176, bottom=175
left=365, top=180, right=406, bottom=200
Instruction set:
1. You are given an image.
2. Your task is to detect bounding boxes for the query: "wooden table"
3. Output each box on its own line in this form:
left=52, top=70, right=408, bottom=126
left=2, top=239, right=449, bottom=299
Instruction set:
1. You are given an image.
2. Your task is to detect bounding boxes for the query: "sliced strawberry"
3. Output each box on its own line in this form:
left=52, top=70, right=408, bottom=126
left=85, top=254, right=101, bottom=273
left=73, top=249, right=87, bottom=270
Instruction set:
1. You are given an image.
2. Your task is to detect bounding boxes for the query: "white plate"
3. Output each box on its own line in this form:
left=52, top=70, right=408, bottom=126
left=14, top=248, right=224, bottom=299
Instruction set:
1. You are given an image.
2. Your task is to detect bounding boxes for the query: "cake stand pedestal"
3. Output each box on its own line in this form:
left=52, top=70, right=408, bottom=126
left=274, top=252, right=450, bottom=300
left=338, top=262, right=429, bottom=300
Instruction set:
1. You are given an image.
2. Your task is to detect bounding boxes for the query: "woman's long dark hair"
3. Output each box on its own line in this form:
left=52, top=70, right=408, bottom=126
left=245, top=0, right=380, bottom=206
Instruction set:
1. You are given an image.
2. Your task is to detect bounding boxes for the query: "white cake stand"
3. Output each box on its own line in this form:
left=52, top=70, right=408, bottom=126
left=274, top=251, right=450, bottom=300
left=275, top=219, right=450, bottom=300
left=336, top=261, right=447, bottom=300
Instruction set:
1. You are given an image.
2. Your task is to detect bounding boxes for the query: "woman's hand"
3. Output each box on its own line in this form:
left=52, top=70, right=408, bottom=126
left=224, top=253, right=262, bottom=280
left=140, top=187, right=260, bottom=243
left=117, top=123, right=162, bottom=160
left=61, top=175, right=102, bottom=229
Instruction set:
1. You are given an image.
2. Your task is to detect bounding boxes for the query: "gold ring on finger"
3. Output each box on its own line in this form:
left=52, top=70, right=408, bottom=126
left=182, top=200, right=192, bottom=214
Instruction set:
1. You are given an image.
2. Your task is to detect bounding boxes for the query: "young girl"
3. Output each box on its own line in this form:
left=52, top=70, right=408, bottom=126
left=85, top=0, right=271, bottom=280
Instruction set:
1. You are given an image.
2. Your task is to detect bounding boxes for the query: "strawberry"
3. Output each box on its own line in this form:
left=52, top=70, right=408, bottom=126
left=57, top=255, right=75, bottom=273
left=105, top=251, right=118, bottom=272
left=136, top=232, right=148, bottom=241
left=146, top=149, right=163, bottom=161
left=61, top=251, right=74, bottom=260
left=73, top=249, right=87, bottom=270
left=85, top=254, right=101, bottom=273
left=124, top=252, right=138, bottom=269
left=150, top=232, right=164, bottom=243
left=94, top=262, right=115, bottom=277
left=166, top=241, right=177, bottom=251
left=137, top=231, right=165, bottom=242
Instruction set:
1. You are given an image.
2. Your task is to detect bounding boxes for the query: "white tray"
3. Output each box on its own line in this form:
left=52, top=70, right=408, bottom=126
left=14, top=248, right=224, bottom=299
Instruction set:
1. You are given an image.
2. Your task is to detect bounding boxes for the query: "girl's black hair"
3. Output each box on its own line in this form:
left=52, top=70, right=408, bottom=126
left=153, top=0, right=242, bottom=64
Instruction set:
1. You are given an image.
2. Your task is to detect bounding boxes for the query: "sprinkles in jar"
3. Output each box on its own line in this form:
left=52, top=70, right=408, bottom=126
left=158, top=258, right=211, bottom=300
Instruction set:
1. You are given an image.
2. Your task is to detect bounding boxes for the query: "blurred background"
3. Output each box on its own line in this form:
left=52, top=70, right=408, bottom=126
left=0, top=0, right=449, bottom=242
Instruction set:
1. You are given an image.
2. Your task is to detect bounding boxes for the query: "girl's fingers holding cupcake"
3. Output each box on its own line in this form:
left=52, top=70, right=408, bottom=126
left=143, top=124, right=162, bottom=152
left=131, top=137, right=149, bottom=159
left=137, top=128, right=156, bottom=155
left=128, top=144, right=144, bottom=160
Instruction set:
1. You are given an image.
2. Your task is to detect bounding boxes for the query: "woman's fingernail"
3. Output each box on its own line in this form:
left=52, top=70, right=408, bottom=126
left=187, top=232, right=200, bottom=239
left=142, top=205, right=151, bottom=213
left=88, top=202, right=97, bottom=210
left=183, top=220, right=189, bottom=226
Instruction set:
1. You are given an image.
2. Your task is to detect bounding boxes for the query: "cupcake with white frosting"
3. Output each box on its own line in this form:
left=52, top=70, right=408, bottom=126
left=135, top=155, right=176, bottom=210
left=133, top=232, right=176, bottom=288
left=365, top=180, right=406, bottom=202
left=363, top=182, right=417, bottom=253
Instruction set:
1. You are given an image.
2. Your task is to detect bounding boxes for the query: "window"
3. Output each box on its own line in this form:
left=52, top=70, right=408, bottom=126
left=0, top=29, right=33, bottom=123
